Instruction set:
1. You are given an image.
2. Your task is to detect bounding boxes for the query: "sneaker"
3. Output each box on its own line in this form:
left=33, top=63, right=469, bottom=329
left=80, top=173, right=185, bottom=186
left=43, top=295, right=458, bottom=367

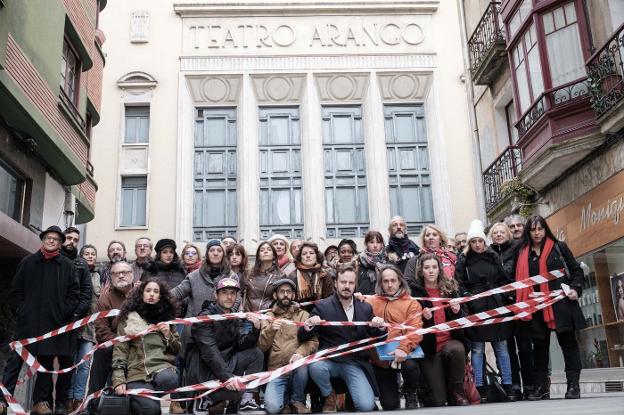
left=239, top=393, right=260, bottom=412
left=195, top=396, right=214, bottom=415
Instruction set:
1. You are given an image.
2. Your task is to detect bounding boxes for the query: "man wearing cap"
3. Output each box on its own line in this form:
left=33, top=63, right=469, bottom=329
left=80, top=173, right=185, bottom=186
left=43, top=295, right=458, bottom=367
left=1, top=226, right=80, bottom=415
left=259, top=279, right=318, bottom=414
left=187, top=278, right=264, bottom=414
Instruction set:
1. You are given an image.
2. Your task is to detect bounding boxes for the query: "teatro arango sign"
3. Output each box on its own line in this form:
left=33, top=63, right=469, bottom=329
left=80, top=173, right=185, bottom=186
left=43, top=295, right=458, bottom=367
left=182, top=16, right=430, bottom=55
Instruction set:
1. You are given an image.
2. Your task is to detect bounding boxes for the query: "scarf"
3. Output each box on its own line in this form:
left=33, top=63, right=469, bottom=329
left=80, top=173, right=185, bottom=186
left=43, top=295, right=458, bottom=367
left=135, top=301, right=175, bottom=325
left=277, top=255, right=291, bottom=269
left=40, top=247, right=60, bottom=261
left=295, top=263, right=322, bottom=300
left=388, top=235, right=411, bottom=256
left=515, top=238, right=556, bottom=329
left=420, top=246, right=457, bottom=265
left=383, top=287, right=405, bottom=301
left=359, top=249, right=386, bottom=283
left=186, top=260, right=202, bottom=274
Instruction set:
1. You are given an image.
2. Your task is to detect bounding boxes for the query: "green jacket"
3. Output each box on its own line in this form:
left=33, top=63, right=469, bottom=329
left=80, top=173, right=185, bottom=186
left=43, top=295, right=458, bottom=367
left=112, top=311, right=180, bottom=388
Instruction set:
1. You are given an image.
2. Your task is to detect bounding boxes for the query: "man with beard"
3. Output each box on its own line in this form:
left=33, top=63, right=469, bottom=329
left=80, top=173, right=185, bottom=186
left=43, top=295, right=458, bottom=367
left=99, top=240, right=128, bottom=286
left=259, top=279, right=318, bottom=414
left=504, top=214, right=526, bottom=241
left=364, top=264, right=423, bottom=410
left=300, top=265, right=386, bottom=413
left=386, top=216, right=419, bottom=273
left=1, top=226, right=80, bottom=415
left=57, top=227, right=93, bottom=412
left=132, top=237, right=153, bottom=283
left=86, top=261, right=134, bottom=410
left=187, top=278, right=263, bottom=414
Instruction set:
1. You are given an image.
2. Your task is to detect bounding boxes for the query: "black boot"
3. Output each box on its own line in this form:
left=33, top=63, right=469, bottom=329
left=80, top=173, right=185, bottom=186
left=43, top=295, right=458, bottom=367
left=404, top=391, right=419, bottom=410
left=565, top=371, right=581, bottom=399
left=477, top=386, right=488, bottom=403
left=526, top=385, right=550, bottom=401
left=503, top=384, right=518, bottom=402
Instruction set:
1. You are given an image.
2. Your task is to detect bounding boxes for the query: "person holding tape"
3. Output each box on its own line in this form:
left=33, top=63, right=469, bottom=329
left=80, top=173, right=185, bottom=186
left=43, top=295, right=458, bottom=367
left=112, top=279, right=180, bottom=415
left=513, top=215, right=586, bottom=400
left=363, top=264, right=423, bottom=410
left=411, top=253, right=471, bottom=407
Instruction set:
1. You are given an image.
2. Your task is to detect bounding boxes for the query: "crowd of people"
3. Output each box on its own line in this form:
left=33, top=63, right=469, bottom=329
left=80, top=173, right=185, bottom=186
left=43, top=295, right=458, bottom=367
left=0, top=214, right=587, bottom=415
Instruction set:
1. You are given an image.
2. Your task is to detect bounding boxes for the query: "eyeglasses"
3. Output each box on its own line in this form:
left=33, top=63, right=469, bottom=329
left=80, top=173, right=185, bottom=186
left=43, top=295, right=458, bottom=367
left=136, top=244, right=151, bottom=249
left=184, top=251, right=198, bottom=257
left=111, top=270, right=133, bottom=277
left=44, top=236, right=61, bottom=242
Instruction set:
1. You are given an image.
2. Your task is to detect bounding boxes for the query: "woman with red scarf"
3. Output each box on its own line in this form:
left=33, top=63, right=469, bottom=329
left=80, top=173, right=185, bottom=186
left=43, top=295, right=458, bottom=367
left=513, top=215, right=586, bottom=400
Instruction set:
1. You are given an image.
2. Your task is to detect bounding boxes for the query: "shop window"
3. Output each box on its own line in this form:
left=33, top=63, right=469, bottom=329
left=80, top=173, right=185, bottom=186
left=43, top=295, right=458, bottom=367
left=0, top=162, right=24, bottom=222
left=124, top=106, right=150, bottom=144
left=120, top=176, right=147, bottom=227
left=60, top=36, right=81, bottom=107
left=258, top=107, right=303, bottom=239
left=384, top=105, right=433, bottom=235
left=322, top=106, right=368, bottom=238
left=193, top=108, right=237, bottom=240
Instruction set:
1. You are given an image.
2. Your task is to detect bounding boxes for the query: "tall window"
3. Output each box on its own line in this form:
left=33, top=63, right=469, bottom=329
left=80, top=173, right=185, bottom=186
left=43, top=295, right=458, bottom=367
left=512, top=23, right=544, bottom=113
left=258, top=107, right=302, bottom=239
left=124, top=106, right=150, bottom=144
left=193, top=108, right=237, bottom=240
left=0, top=162, right=24, bottom=222
left=60, top=37, right=80, bottom=106
left=120, top=176, right=147, bottom=227
left=384, top=105, right=433, bottom=234
left=322, top=106, right=368, bottom=238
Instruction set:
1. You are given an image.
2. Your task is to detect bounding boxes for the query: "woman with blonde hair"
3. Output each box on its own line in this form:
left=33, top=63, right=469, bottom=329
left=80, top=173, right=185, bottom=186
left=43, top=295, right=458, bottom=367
left=181, top=243, right=202, bottom=274
left=404, top=224, right=457, bottom=282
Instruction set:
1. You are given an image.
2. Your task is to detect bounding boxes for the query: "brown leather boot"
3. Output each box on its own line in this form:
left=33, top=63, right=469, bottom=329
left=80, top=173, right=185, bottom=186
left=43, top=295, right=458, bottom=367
left=450, top=383, right=469, bottom=406
left=31, top=401, right=53, bottom=415
left=170, top=401, right=185, bottom=414
left=321, top=390, right=337, bottom=413
left=291, top=401, right=311, bottom=414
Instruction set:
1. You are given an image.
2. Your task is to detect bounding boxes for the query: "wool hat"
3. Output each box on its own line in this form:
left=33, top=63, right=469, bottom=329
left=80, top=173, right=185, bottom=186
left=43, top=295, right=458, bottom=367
left=206, top=239, right=222, bottom=249
left=466, top=219, right=487, bottom=243
left=268, top=234, right=289, bottom=247
left=272, top=278, right=296, bottom=293
left=215, top=277, right=241, bottom=292
left=39, top=225, right=66, bottom=243
left=154, top=238, right=176, bottom=253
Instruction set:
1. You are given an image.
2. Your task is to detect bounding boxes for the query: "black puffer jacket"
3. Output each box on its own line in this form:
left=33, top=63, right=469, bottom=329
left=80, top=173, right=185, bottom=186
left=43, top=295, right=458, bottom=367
left=513, top=240, right=587, bottom=338
left=454, top=248, right=512, bottom=342
left=410, top=280, right=470, bottom=357
left=141, top=260, right=186, bottom=290
left=490, top=241, right=515, bottom=278
left=186, top=301, right=260, bottom=384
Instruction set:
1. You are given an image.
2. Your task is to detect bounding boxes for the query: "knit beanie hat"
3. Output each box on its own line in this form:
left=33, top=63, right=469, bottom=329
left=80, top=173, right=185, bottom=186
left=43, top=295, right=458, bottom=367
left=466, top=219, right=487, bottom=242
left=206, top=239, right=222, bottom=249
left=155, top=238, right=176, bottom=253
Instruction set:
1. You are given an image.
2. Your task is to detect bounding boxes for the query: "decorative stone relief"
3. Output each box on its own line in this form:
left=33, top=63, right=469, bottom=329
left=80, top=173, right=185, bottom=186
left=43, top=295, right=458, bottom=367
left=130, top=11, right=150, bottom=43
left=186, top=75, right=243, bottom=105
left=250, top=74, right=306, bottom=104
left=314, top=73, right=369, bottom=102
left=121, top=147, right=149, bottom=172
left=377, top=72, right=432, bottom=101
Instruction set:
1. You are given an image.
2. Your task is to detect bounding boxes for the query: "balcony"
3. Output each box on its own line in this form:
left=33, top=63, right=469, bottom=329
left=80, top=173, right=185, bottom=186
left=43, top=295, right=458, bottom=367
left=586, top=22, right=624, bottom=134
left=514, top=77, right=601, bottom=190
left=482, top=146, right=522, bottom=213
left=468, top=2, right=507, bottom=85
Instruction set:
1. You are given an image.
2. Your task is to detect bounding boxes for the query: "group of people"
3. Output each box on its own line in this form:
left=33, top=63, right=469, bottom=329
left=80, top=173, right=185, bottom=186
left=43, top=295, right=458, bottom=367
left=0, top=213, right=587, bottom=415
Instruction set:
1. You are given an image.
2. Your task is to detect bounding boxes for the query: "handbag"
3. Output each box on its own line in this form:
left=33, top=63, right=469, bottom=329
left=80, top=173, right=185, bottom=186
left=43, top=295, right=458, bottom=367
left=484, top=363, right=509, bottom=403
left=463, top=361, right=481, bottom=405
left=95, top=388, right=130, bottom=415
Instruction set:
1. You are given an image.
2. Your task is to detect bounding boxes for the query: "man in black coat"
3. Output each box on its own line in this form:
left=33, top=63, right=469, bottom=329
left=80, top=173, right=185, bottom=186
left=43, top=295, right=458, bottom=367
left=386, top=216, right=420, bottom=273
left=187, top=278, right=263, bottom=414
left=3, top=226, right=80, bottom=415
left=299, top=264, right=386, bottom=412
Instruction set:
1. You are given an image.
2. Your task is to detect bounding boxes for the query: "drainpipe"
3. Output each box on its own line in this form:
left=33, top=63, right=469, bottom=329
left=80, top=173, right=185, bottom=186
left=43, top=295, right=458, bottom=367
left=456, top=0, right=487, bottom=222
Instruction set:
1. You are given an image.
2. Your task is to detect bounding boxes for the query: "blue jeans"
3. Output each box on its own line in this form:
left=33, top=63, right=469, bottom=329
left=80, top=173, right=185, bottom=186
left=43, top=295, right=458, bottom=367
left=308, top=360, right=376, bottom=412
left=69, top=339, right=94, bottom=399
left=264, top=367, right=309, bottom=414
left=471, top=340, right=512, bottom=386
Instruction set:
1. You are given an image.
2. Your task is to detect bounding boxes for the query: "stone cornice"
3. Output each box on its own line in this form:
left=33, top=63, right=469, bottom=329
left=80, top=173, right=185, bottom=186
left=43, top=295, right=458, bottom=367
left=173, top=1, right=439, bottom=17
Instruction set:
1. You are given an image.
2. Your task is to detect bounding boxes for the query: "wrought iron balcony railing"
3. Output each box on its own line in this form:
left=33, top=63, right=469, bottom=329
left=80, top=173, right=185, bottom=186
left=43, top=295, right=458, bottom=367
left=586, top=23, right=624, bottom=119
left=468, top=2, right=506, bottom=84
left=516, top=77, right=590, bottom=137
left=482, top=146, right=522, bottom=212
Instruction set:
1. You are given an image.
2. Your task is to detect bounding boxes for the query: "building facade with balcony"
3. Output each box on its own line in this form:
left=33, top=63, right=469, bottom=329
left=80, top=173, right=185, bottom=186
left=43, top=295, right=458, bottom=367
left=462, top=0, right=624, bottom=382
left=88, top=0, right=481, bottom=260
left=0, top=0, right=106, bottom=370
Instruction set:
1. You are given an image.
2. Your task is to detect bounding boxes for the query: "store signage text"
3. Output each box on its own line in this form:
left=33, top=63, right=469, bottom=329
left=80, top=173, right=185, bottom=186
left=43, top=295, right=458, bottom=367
left=187, top=22, right=424, bottom=49
left=580, top=196, right=624, bottom=232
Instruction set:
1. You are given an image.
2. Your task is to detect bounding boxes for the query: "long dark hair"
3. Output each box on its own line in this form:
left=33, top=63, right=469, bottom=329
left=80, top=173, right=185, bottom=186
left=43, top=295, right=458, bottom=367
left=515, top=215, right=558, bottom=253
left=295, top=242, right=323, bottom=266
left=252, top=241, right=278, bottom=274
left=119, top=279, right=180, bottom=324
left=226, top=243, right=249, bottom=280
left=416, top=253, right=458, bottom=296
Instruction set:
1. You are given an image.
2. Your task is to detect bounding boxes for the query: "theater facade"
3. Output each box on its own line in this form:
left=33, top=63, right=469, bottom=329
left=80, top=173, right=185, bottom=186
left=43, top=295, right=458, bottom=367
left=89, top=0, right=480, bottom=254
